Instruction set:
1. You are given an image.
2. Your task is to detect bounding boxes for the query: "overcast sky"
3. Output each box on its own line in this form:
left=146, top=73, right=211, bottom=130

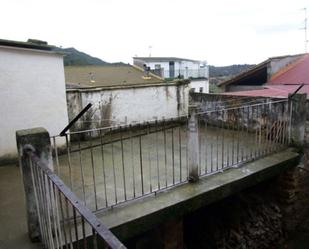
left=1, top=0, right=308, bottom=66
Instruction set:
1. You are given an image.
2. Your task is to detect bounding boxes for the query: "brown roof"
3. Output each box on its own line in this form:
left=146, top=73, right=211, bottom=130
left=64, top=65, right=165, bottom=88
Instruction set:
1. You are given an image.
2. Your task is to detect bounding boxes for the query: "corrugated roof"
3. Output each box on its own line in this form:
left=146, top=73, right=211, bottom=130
left=64, top=65, right=166, bottom=88
left=268, top=54, right=309, bottom=85
left=222, top=85, right=309, bottom=99
left=133, top=57, right=200, bottom=63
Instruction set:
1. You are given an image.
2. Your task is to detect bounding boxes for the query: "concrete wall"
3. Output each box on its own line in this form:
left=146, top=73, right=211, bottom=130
left=0, top=46, right=68, bottom=164
left=66, top=83, right=189, bottom=131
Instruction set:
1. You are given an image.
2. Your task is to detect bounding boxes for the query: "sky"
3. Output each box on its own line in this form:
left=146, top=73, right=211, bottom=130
left=1, top=0, right=308, bottom=66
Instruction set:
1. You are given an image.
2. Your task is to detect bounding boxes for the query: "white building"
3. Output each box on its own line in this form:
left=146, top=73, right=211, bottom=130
left=0, top=39, right=68, bottom=164
left=133, top=57, right=209, bottom=93
left=65, top=65, right=189, bottom=131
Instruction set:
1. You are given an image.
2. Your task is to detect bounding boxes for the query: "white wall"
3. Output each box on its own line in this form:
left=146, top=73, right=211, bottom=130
left=67, top=83, right=189, bottom=130
left=190, top=79, right=209, bottom=93
left=0, top=46, right=68, bottom=163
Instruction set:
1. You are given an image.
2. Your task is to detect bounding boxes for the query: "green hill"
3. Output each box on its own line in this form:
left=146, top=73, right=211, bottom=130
left=52, top=47, right=126, bottom=66
left=209, top=64, right=254, bottom=77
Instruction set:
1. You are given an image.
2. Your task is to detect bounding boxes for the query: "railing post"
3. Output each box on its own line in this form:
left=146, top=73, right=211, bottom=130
left=288, top=93, right=307, bottom=146
left=16, top=127, right=52, bottom=242
left=188, top=105, right=199, bottom=182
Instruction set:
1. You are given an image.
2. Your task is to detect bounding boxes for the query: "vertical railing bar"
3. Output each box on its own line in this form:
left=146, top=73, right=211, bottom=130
left=147, top=122, right=152, bottom=193
left=171, top=125, right=175, bottom=184
left=216, top=111, right=219, bottom=171
left=89, top=135, right=98, bottom=210
left=178, top=125, right=182, bottom=182
left=53, top=183, right=64, bottom=249
left=236, top=108, right=240, bottom=164
left=155, top=120, right=160, bottom=190
left=110, top=129, right=118, bottom=204
left=36, top=166, right=51, bottom=248
left=43, top=174, right=56, bottom=249
left=78, top=135, right=87, bottom=206
left=129, top=126, right=136, bottom=198
left=65, top=197, right=74, bottom=248
left=73, top=207, right=80, bottom=249
left=204, top=115, right=208, bottom=174
left=29, top=159, right=46, bottom=246
left=198, top=117, right=202, bottom=175
left=226, top=111, right=230, bottom=167
left=221, top=110, right=225, bottom=169
left=163, top=119, right=168, bottom=188
left=58, top=192, right=69, bottom=249
left=53, top=137, right=60, bottom=175
left=99, top=130, right=108, bottom=208
left=81, top=216, right=87, bottom=249
left=65, top=135, right=73, bottom=189
left=139, top=135, right=144, bottom=195
left=120, top=126, right=127, bottom=201
left=49, top=179, right=60, bottom=249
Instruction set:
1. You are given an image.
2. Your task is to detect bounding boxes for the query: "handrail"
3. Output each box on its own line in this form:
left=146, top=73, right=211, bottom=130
left=24, top=146, right=126, bottom=249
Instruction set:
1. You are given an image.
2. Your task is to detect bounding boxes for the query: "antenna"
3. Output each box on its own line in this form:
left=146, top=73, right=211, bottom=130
left=301, top=8, right=308, bottom=53
left=148, top=45, right=152, bottom=57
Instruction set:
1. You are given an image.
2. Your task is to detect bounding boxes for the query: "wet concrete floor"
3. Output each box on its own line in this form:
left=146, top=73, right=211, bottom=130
left=0, top=164, right=40, bottom=249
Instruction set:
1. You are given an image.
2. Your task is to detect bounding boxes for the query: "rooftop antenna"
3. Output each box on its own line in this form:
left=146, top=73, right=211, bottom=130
left=301, top=8, right=308, bottom=53
left=148, top=45, right=152, bottom=57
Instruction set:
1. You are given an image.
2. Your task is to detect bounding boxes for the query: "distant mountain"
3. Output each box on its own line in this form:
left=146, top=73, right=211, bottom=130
left=209, top=64, right=254, bottom=77
left=52, top=47, right=126, bottom=66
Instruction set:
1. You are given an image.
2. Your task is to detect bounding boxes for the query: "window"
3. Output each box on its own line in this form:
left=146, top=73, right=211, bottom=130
left=190, top=88, right=195, bottom=93
left=199, top=87, right=203, bottom=93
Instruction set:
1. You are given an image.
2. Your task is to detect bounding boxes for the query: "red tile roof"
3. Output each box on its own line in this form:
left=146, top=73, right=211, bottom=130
left=222, top=85, right=309, bottom=99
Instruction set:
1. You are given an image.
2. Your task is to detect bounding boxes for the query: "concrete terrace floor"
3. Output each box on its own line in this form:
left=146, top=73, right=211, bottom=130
left=54, top=125, right=287, bottom=212
left=0, top=164, right=40, bottom=249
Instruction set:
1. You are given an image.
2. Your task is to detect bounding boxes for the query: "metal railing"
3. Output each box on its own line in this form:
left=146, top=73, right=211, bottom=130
left=151, top=69, right=208, bottom=79
left=52, top=116, right=189, bottom=212
left=51, top=99, right=292, bottom=213
left=195, top=99, right=291, bottom=176
left=23, top=145, right=126, bottom=249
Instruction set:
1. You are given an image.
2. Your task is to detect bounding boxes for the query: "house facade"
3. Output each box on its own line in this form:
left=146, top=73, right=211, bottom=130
left=65, top=65, right=189, bottom=132
left=0, top=39, right=68, bottom=164
left=133, top=57, right=209, bottom=93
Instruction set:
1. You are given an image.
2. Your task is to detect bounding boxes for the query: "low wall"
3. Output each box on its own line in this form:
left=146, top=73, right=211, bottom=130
left=66, top=82, right=189, bottom=132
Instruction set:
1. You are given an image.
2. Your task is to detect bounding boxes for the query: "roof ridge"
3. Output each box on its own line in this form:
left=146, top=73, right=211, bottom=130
left=269, top=54, right=309, bottom=81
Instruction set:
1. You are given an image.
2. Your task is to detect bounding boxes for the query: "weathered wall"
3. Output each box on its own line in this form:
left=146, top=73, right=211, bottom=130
left=0, top=46, right=68, bottom=164
left=225, top=85, right=264, bottom=92
left=66, top=83, right=189, bottom=131
left=268, top=54, right=303, bottom=78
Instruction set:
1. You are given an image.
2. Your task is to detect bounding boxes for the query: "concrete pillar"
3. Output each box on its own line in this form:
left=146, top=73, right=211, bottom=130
left=289, top=93, right=307, bottom=147
left=16, top=127, right=52, bottom=242
left=188, top=105, right=199, bottom=182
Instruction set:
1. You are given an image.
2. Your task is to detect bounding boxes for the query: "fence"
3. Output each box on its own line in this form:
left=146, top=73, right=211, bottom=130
left=193, top=99, right=291, bottom=176
left=16, top=129, right=126, bottom=249
left=50, top=98, right=294, bottom=213
left=51, top=116, right=189, bottom=212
